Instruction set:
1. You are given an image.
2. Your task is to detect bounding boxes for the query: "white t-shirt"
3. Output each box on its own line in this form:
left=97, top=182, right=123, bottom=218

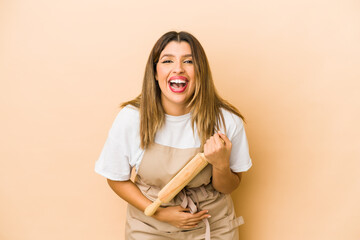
left=95, top=105, right=252, bottom=181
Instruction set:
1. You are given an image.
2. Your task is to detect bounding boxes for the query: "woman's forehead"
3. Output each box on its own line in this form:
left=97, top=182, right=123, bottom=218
left=160, top=41, right=192, bottom=56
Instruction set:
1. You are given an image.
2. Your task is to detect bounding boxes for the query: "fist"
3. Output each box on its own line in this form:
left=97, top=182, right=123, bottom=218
left=203, top=132, right=232, bottom=171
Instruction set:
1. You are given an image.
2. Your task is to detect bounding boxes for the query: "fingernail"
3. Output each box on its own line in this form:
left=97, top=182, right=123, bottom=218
left=207, top=215, right=211, bottom=218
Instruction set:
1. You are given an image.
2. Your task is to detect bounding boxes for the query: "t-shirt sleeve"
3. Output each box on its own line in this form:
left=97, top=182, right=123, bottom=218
left=224, top=111, right=252, bottom=172
left=95, top=106, right=140, bottom=181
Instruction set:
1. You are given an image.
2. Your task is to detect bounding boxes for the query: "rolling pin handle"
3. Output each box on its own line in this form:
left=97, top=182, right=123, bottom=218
left=144, top=199, right=162, bottom=217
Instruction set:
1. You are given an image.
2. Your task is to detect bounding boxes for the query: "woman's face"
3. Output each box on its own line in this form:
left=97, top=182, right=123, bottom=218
left=155, top=41, right=196, bottom=116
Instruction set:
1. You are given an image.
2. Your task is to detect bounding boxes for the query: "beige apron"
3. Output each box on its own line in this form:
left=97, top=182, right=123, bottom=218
left=125, top=143, right=244, bottom=240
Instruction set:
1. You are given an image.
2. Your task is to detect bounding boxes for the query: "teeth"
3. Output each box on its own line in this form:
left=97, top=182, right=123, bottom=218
left=169, top=79, right=186, bottom=84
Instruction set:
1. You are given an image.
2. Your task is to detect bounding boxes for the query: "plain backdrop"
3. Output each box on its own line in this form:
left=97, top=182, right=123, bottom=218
left=1, top=0, right=359, bottom=239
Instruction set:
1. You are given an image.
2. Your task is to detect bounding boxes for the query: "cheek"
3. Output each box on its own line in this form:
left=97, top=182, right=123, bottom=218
left=187, top=66, right=195, bottom=78
left=156, top=66, right=168, bottom=80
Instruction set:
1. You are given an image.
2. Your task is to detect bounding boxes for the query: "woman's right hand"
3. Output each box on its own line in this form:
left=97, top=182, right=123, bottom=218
left=152, top=206, right=211, bottom=229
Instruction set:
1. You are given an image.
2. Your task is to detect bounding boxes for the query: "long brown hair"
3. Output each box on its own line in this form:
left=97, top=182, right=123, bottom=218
left=121, top=31, right=244, bottom=149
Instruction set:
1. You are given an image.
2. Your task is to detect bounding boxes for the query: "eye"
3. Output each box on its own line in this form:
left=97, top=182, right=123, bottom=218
left=184, top=60, right=193, bottom=64
left=161, top=60, right=173, bottom=63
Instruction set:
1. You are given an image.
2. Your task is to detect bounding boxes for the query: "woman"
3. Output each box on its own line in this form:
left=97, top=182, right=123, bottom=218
left=95, top=31, right=252, bottom=240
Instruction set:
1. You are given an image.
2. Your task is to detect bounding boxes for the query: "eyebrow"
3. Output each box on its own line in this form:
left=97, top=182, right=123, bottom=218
left=160, top=54, right=192, bottom=59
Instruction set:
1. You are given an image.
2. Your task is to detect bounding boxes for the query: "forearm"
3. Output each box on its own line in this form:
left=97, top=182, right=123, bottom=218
left=204, top=132, right=242, bottom=194
left=107, top=179, right=152, bottom=212
left=211, top=166, right=241, bottom=194
left=106, top=179, right=210, bottom=228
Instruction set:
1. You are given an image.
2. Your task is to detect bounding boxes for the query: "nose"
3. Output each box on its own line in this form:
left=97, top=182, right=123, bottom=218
left=172, top=60, right=184, bottom=74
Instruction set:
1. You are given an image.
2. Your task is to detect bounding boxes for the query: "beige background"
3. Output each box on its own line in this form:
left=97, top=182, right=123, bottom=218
left=1, top=0, right=359, bottom=239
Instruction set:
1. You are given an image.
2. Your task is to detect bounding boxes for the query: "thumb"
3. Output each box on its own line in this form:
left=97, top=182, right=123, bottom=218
left=217, top=131, right=231, bottom=147
left=180, top=207, right=191, bottom=212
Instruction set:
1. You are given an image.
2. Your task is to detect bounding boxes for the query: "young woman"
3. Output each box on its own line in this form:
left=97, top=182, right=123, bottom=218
left=95, top=31, right=252, bottom=240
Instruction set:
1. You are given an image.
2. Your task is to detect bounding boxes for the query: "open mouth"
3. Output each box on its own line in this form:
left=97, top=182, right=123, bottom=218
left=168, top=79, right=188, bottom=93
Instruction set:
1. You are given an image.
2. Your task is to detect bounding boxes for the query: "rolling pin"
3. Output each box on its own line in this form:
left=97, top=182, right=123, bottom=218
left=144, top=152, right=208, bottom=216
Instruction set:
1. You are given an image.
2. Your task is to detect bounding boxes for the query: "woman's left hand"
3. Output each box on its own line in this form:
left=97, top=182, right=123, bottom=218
left=203, top=131, right=232, bottom=171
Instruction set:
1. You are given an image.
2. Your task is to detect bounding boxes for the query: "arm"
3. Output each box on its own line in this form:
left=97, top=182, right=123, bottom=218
left=107, top=179, right=210, bottom=229
left=204, top=132, right=242, bottom=194
left=107, top=179, right=151, bottom=212
left=212, top=168, right=242, bottom=194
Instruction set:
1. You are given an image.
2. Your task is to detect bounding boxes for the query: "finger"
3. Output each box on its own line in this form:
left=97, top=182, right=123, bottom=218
left=189, top=213, right=211, bottom=221
left=186, top=216, right=205, bottom=224
left=217, top=131, right=231, bottom=147
left=187, top=215, right=211, bottom=224
left=189, top=210, right=209, bottom=218
left=186, top=219, right=202, bottom=225
left=213, top=133, right=225, bottom=147
left=205, top=135, right=217, bottom=146
left=180, top=208, right=191, bottom=213
left=196, top=209, right=209, bottom=215
left=179, top=224, right=198, bottom=229
left=204, top=137, right=215, bottom=153
left=210, top=136, right=219, bottom=150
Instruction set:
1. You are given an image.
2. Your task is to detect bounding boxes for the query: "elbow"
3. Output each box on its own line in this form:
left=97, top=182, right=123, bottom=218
left=213, top=173, right=242, bottom=194
left=213, top=186, right=237, bottom=194
left=218, top=189, right=234, bottom=194
left=212, top=182, right=239, bottom=194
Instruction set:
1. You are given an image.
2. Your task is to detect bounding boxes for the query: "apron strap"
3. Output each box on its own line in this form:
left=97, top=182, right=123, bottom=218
left=179, top=186, right=211, bottom=240
left=229, top=216, right=245, bottom=229
left=202, top=217, right=211, bottom=240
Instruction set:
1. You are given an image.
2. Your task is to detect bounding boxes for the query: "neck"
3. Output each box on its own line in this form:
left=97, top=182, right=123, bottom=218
left=161, top=100, right=190, bottom=116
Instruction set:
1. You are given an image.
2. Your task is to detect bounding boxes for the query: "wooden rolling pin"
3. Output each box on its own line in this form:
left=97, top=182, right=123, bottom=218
left=144, top=152, right=208, bottom=216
